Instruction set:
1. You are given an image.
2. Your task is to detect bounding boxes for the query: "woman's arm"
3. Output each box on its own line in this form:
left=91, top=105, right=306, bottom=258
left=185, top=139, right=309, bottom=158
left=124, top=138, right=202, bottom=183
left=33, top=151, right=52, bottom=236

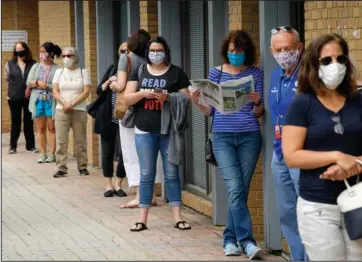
left=71, top=84, right=91, bottom=107
left=26, top=63, right=38, bottom=87
left=115, top=71, right=128, bottom=92
left=190, top=90, right=212, bottom=116
left=97, top=65, right=114, bottom=95
left=251, top=69, right=264, bottom=118
left=4, top=62, right=10, bottom=87
left=123, top=81, right=150, bottom=106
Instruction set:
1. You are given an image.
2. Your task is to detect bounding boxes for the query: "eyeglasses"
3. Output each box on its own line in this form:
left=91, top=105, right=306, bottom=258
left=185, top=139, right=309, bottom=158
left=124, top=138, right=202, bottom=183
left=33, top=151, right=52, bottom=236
left=120, top=49, right=128, bottom=54
left=271, top=26, right=293, bottom=35
left=61, top=54, right=74, bottom=58
left=331, top=114, right=344, bottom=135
left=319, top=55, right=348, bottom=66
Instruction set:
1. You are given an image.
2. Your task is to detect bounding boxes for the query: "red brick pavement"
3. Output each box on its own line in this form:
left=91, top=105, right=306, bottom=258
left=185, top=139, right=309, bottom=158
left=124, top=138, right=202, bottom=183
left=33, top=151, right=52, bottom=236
left=1, top=133, right=282, bottom=261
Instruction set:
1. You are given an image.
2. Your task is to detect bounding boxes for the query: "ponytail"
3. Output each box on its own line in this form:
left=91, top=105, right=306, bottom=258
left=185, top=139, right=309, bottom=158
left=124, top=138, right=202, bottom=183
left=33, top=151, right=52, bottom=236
left=41, top=42, right=62, bottom=59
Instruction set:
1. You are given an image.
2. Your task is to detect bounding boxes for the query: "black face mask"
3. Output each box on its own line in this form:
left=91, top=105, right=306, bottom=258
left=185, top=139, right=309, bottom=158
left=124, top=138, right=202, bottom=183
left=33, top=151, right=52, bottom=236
left=16, top=50, right=26, bottom=57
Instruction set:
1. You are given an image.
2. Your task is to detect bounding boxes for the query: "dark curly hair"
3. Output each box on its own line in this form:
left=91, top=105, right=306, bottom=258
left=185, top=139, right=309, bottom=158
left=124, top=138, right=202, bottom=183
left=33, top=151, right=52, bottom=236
left=297, top=33, right=358, bottom=99
left=127, top=29, right=151, bottom=58
left=220, top=30, right=256, bottom=67
left=12, top=41, right=33, bottom=62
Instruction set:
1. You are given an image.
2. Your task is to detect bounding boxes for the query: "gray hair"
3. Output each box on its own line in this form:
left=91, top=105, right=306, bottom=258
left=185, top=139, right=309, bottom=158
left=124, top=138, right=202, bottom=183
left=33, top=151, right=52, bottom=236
left=270, top=28, right=300, bottom=48
left=62, top=46, right=79, bottom=65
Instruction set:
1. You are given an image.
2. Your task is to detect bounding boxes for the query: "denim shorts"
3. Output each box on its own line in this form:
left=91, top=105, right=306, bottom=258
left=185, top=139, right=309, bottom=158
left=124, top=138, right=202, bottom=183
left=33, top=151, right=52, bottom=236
left=35, top=99, right=52, bottom=117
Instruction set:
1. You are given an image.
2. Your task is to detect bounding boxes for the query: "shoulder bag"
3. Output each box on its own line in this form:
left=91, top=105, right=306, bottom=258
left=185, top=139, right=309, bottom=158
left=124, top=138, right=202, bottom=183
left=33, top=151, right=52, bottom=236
left=205, top=66, right=223, bottom=166
left=114, top=55, right=132, bottom=119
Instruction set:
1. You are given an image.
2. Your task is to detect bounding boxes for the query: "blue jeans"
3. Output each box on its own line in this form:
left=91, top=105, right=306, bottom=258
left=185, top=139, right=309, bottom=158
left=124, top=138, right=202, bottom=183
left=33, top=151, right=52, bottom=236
left=212, top=131, right=262, bottom=252
left=271, top=151, right=307, bottom=261
left=135, top=133, right=182, bottom=208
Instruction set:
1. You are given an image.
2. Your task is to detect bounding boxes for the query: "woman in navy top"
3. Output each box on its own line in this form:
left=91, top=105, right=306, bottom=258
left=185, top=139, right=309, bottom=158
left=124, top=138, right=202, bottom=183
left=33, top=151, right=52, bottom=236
left=282, top=33, right=362, bottom=261
left=190, top=30, right=264, bottom=259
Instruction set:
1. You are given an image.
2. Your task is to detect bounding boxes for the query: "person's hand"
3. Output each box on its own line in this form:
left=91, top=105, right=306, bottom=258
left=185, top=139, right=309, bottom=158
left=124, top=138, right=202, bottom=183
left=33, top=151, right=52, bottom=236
left=336, top=153, right=361, bottom=177
left=248, top=91, right=261, bottom=104
left=109, top=81, right=118, bottom=91
left=63, top=101, right=73, bottom=112
left=141, top=89, right=156, bottom=99
left=190, top=90, right=200, bottom=104
left=108, top=75, right=117, bottom=82
left=320, top=164, right=349, bottom=181
left=154, top=91, right=168, bottom=102
left=37, top=81, right=47, bottom=89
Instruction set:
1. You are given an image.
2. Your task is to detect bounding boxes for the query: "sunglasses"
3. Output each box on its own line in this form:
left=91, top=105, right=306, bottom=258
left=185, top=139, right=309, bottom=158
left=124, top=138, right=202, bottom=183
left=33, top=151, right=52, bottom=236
left=120, top=49, right=128, bottom=54
left=61, top=54, right=74, bottom=58
left=331, top=114, right=344, bottom=135
left=271, top=26, right=293, bottom=35
left=319, top=55, right=348, bottom=66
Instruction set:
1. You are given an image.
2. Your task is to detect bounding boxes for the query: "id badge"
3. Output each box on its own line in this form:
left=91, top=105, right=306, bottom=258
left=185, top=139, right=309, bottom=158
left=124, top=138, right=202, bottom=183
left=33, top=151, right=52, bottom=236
left=41, top=94, right=46, bottom=100
left=275, top=124, right=281, bottom=140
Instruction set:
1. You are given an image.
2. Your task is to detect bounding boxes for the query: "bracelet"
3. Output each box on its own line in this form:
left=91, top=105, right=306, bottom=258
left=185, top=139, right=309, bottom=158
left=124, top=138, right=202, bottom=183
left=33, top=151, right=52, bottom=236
left=356, top=159, right=362, bottom=166
left=35, top=80, right=38, bottom=86
left=254, top=100, right=262, bottom=107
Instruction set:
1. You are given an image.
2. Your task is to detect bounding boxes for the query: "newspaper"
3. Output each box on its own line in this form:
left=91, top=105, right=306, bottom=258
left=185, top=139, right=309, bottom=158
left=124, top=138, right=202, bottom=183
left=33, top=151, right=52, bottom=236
left=189, top=75, right=255, bottom=114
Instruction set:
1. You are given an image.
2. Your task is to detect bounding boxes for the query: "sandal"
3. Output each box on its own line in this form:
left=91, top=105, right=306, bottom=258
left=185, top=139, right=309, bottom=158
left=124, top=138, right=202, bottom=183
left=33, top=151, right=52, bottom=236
left=130, top=222, right=148, bottom=232
left=174, top=221, right=191, bottom=230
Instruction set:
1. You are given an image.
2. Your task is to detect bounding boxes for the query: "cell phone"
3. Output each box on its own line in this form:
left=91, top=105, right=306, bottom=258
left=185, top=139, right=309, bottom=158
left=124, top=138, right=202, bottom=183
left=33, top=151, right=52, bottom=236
left=154, top=88, right=163, bottom=93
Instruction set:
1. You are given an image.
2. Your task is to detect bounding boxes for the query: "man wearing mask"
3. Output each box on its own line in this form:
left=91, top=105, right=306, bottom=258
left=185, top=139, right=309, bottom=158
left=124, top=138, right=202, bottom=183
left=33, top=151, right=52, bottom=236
left=268, top=26, right=307, bottom=261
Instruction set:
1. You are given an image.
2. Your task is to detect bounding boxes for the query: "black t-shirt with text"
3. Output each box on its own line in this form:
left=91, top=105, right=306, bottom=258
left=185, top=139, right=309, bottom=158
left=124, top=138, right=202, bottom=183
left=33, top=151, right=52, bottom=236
left=129, top=64, right=190, bottom=133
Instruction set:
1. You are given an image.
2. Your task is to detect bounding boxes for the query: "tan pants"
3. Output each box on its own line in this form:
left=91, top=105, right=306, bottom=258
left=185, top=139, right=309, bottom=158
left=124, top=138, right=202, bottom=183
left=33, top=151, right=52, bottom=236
left=55, top=109, right=88, bottom=172
left=297, top=197, right=362, bottom=261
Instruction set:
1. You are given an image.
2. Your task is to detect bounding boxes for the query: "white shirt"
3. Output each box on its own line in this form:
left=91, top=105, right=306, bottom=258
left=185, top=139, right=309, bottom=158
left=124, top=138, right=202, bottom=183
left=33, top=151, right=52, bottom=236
left=52, top=67, right=91, bottom=111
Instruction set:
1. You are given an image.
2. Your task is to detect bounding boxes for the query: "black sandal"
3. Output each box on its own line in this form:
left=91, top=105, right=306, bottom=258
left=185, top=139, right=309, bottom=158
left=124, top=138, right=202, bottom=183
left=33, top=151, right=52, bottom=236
left=104, top=190, right=114, bottom=197
left=174, top=221, right=191, bottom=230
left=130, top=222, right=148, bottom=232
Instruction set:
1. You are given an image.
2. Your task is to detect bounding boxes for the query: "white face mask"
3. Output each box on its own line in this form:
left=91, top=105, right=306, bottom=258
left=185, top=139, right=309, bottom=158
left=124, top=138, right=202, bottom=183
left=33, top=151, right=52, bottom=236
left=318, top=63, right=346, bottom=90
left=63, top=57, right=74, bottom=68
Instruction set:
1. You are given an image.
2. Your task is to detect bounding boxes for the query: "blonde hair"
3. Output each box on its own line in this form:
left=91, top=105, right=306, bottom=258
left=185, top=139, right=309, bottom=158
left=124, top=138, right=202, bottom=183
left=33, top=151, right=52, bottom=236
left=118, top=42, right=128, bottom=56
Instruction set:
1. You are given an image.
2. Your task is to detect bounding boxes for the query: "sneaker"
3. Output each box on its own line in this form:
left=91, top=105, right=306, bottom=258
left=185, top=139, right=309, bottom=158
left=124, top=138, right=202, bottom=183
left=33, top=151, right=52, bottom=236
left=9, top=148, right=16, bottom=154
left=245, top=243, right=262, bottom=260
left=53, top=170, right=67, bottom=178
left=45, top=154, right=56, bottom=163
left=37, top=153, right=47, bottom=163
left=27, top=148, right=39, bottom=153
left=79, top=169, right=89, bottom=176
left=223, top=243, right=241, bottom=256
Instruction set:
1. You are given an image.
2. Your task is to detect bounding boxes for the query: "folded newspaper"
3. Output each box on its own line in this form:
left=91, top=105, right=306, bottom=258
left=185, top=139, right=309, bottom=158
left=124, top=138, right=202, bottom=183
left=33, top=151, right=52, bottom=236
left=189, top=75, right=255, bottom=114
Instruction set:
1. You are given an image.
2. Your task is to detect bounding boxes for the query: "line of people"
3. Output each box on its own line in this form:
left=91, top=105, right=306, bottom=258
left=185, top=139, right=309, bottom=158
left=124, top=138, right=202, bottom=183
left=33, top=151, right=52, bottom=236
left=5, top=26, right=362, bottom=261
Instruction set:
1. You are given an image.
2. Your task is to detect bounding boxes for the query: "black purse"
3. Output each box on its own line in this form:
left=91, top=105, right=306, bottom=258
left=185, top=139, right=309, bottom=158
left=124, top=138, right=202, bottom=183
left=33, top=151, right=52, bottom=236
left=205, top=65, right=223, bottom=166
left=86, top=94, right=104, bottom=118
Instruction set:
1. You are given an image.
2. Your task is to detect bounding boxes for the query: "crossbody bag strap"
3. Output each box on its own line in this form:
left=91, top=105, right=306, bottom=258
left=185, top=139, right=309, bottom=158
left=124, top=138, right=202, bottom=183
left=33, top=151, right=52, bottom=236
left=210, top=65, right=223, bottom=133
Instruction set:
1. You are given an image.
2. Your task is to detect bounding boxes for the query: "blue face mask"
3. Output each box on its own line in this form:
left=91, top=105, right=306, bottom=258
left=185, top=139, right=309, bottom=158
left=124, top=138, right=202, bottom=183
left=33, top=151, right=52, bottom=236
left=228, top=52, right=245, bottom=67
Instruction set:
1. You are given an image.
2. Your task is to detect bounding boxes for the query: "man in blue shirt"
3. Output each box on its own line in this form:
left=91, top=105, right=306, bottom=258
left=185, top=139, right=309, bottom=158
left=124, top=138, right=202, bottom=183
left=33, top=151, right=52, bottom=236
left=268, top=26, right=307, bottom=261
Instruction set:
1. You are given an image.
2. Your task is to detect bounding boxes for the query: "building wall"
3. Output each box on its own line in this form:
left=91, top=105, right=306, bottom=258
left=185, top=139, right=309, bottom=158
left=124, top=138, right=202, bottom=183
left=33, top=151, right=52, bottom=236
left=140, top=0, right=158, bottom=37
left=304, top=1, right=362, bottom=79
left=1, top=0, right=39, bottom=133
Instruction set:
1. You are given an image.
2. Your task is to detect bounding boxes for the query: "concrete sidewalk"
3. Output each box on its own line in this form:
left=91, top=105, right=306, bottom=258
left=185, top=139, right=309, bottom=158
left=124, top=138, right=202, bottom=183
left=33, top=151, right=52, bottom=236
left=1, top=133, right=282, bottom=261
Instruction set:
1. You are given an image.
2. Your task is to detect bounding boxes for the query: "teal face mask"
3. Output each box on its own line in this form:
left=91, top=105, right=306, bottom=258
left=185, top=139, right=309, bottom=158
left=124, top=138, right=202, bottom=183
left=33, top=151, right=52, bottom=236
left=228, top=52, right=245, bottom=67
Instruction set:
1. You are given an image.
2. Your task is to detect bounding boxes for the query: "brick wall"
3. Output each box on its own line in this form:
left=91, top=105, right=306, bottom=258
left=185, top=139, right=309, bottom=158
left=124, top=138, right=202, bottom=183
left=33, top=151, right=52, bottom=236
left=140, top=0, right=158, bottom=37
left=229, top=0, right=264, bottom=241
left=1, top=0, right=39, bottom=133
left=83, top=0, right=99, bottom=167
left=304, top=1, right=362, bottom=79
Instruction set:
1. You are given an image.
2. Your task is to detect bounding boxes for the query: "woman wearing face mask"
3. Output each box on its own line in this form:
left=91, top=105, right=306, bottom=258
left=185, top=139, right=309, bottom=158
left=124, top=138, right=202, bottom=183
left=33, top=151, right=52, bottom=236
left=5, top=41, right=37, bottom=154
left=94, top=42, right=128, bottom=196
left=52, top=47, right=91, bottom=178
left=282, top=33, right=362, bottom=261
left=124, top=36, right=191, bottom=232
left=27, top=42, right=62, bottom=163
left=190, top=30, right=264, bottom=259
left=117, top=30, right=163, bottom=208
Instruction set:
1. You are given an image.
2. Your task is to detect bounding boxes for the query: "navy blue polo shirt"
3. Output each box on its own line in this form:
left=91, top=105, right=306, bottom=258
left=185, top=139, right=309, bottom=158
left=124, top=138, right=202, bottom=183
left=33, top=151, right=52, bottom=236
left=268, top=65, right=299, bottom=160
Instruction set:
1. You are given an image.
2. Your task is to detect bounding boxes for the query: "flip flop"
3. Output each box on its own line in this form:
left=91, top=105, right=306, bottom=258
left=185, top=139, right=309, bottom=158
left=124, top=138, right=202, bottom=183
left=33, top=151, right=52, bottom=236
left=174, top=221, right=191, bottom=230
left=130, top=222, right=148, bottom=232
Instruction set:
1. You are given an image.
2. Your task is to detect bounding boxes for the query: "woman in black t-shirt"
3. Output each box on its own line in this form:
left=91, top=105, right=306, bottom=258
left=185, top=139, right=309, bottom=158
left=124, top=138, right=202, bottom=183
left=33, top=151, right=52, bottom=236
left=282, top=33, right=362, bottom=260
left=124, top=36, right=191, bottom=232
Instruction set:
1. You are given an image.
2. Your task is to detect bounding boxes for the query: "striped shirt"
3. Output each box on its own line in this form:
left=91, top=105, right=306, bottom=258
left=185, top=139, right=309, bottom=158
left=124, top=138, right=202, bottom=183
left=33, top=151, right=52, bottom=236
left=111, top=90, right=118, bottom=124
left=209, top=66, right=264, bottom=133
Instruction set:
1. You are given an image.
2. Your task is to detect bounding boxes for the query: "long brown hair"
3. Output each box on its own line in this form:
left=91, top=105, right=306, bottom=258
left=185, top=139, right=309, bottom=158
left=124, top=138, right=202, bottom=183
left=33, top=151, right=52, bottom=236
left=12, top=41, right=33, bottom=62
left=297, top=33, right=358, bottom=99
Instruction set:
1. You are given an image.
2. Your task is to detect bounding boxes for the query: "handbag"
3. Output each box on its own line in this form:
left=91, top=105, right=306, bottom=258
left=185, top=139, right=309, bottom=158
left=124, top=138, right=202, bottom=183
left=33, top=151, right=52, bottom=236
left=114, top=55, right=132, bottom=119
left=86, top=94, right=104, bottom=118
left=121, top=106, right=136, bottom=128
left=337, top=159, right=362, bottom=240
left=205, top=65, right=223, bottom=166
left=25, top=86, right=32, bottom=100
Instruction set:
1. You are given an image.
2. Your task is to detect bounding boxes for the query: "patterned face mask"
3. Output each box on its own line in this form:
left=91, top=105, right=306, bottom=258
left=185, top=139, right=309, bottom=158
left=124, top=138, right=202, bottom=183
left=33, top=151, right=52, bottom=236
left=273, top=49, right=299, bottom=70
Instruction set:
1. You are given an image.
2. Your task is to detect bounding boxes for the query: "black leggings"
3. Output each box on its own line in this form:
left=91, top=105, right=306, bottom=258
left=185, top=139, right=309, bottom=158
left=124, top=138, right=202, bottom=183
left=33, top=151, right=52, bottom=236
left=8, top=99, right=35, bottom=150
left=100, top=122, right=126, bottom=178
